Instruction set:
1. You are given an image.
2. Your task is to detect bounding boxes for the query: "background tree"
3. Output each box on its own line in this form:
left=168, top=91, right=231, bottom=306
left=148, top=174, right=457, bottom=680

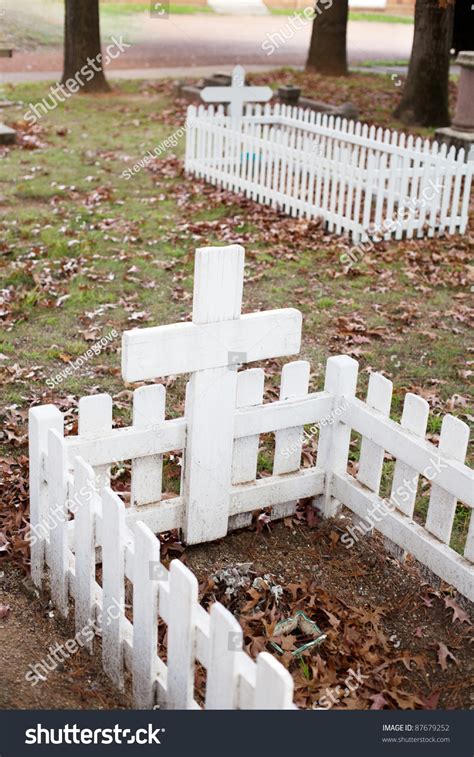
left=393, top=0, right=454, bottom=126
left=62, top=0, right=110, bottom=92
left=305, top=0, right=349, bottom=77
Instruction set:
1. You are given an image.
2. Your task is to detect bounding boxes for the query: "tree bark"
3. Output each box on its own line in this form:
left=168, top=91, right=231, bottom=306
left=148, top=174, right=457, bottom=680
left=62, top=0, right=110, bottom=93
left=393, top=0, right=453, bottom=127
left=305, top=0, right=349, bottom=77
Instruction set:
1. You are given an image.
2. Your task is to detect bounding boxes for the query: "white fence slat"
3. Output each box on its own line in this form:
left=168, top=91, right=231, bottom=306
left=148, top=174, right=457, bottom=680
left=425, top=415, right=469, bottom=544
left=459, top=156, right=473, bottom=234
left=166, top=560, right=198, bottom=709
left=132, top=521, right=161, bottom=709
left=272, top=360, right=310, bottom=519
left=79, top=394, right=113, bottom=490
left=205, top=602, right=242, bottom=709
left=73, top=456, right=97, bottom=652
left=185, top=105, right=472, bottom=240
left=102, top=487, right=126, bottom=689
left=357, top=372, right=392, bottom=494
left=47, top=428, right=70, bottom=617
left=464, top=515, right=474, bottom=563
left=28, top=405, right=63, bottom=587
left=390, top=393, right=429, bottom=517
left=315, top=355, right=359, bottom=517
left=254, top=652, right=294, bottom=709
left=131, top=384, right=165, bottom=507
left=333, top=471, right=474, bottom=602
left=230, top=368, right=265, bottom=530
left=345, top=397, right=472, bottom=507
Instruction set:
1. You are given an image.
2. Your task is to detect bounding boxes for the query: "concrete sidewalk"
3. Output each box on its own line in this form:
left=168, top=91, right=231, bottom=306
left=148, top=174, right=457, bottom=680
left=0, top=16, right=414, bottom=82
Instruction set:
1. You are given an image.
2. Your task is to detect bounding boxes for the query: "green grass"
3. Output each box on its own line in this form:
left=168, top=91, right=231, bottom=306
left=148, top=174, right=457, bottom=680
left=0, top=74, right=471, bottom=556
left=348, top=11, right=413, bottom=23
left=357, top=59, right=410, bottom=69
left=270, top=8, right=413, bottom=23
left=101, top=2, right=215, bottom=14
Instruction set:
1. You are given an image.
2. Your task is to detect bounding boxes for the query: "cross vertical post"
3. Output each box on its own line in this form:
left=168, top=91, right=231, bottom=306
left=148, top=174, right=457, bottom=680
left=121, top=243, right=302, bottom=545
left=182, top=245, right=244, bottom=543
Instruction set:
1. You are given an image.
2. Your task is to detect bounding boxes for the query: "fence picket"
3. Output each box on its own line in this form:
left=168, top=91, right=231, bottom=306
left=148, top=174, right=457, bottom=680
left=315, top=355, right=359, bottom=517
left=28, top=405, right=63, bottom=587
left=131, top=384, right=165, bottom=507
left=254, top=652, right=294, bottom=709
left=79, top=394, right=112, bottom=490
left=390, top=394, right=429, bottom=517
left=73, top=456, right=97, bottom=651
left=357, top=372, right=392, bottom=494
left=102, top=487, right=126, bottom=689
left=166, top=560, right=198, bottom=709
left=205, top=602, right=242, bottom=709
left=425, top=415, right=469, bottom=544
left=132, top=521, right=161, bottom=709
left=47, top=428, right=69, bottom=617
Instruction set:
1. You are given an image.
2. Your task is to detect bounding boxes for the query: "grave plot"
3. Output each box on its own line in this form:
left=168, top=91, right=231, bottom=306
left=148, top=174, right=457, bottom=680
left=185, top=67, right=473, bottom=241
left=29, top=244, right=473, bottom=710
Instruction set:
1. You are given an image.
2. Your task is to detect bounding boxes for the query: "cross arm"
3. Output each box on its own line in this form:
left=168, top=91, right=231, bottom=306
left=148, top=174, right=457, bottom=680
left=122, top=309, right=302, bottom=382
left=200, top=86, right=273, bottom=105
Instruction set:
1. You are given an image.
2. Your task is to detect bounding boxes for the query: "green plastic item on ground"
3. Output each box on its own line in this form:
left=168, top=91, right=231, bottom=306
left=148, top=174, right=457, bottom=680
left=269, top=610, right=327, bottom=657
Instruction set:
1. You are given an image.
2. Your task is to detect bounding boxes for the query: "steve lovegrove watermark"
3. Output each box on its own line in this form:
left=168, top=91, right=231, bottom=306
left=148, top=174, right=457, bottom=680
left=121, top=124, right=188, bottom=180
left=24, top=36, right=131, bottom=126
left=262, top=1, right=333, bottom=57
left=25, top=598, right=122, bottom=687
left=280, top=399, right=350, bottom=460
left=46, top=329, right=118, bottom=389
left=340, top=455, right=448, bottom=549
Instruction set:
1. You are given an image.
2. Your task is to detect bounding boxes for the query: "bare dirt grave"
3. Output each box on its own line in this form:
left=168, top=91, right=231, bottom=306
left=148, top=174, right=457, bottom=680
left=0, top=565, right=131, bottom=710
left=0, top=509, right=472, bottom=710
left=180, top=511, right=473, bottom=711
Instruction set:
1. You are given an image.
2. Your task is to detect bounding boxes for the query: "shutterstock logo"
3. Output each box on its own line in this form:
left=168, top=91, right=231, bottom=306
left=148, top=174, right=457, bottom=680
left=25, top=723, right=165, bottom=746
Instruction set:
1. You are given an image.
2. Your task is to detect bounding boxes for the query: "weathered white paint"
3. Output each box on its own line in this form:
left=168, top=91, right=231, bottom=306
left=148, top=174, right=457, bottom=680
left=131, top=384, right=165, bottom=507
left=28, top=405, right=63, bottom=587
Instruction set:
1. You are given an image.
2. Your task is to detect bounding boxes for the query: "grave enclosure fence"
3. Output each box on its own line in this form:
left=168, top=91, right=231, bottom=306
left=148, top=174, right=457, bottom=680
left=185, top=102, right=473, bottom=241
left=29, top=245, right=473, bottom=710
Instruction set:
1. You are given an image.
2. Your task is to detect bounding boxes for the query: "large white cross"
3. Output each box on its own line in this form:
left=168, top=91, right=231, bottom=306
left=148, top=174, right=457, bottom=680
left=122, top=245, right=302, bottom=544
left=200, top=65, right=273, bottom=122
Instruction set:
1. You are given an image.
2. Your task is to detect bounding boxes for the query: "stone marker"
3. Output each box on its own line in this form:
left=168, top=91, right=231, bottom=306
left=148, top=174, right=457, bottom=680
left=436, top=51, right=474, bottom=160
left=0, top=43, right=17, bottom=145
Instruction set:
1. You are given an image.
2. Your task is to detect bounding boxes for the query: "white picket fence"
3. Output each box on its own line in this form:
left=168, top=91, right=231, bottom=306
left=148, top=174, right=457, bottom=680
left=29, top=244, right=473, bottom=709
left=185, top=103, right=473, bottom=241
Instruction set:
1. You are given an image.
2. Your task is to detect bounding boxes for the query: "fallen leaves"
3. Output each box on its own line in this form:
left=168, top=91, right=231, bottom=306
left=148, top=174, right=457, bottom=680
left=443, top=596, right=472, bottom=625
left=436, top=642, right=459, bottom=672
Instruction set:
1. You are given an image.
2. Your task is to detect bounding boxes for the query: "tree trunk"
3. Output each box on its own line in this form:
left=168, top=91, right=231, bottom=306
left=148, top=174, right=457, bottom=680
left=393, top=0, right=453, bottom=127
left=62, top=0, right=110, bottom=93
left=305, top=0, right=349, bottom=77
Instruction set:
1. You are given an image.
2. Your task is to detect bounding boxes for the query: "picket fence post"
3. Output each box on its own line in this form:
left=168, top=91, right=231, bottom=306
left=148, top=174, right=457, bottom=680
left=28, top=405, right=63, bottom=587
left=315, top=355, right=358, bottom=518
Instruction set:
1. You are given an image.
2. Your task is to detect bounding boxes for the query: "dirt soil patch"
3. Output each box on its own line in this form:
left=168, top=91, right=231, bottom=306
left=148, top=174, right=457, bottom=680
left=182, top=512, right=473, bottom=710
left=0, top=566, right=131, bottom=710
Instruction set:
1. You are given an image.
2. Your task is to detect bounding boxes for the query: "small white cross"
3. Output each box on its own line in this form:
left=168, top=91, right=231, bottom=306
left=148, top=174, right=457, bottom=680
left=200, top=65, right=273, bottom=122
left=122, top=245, right=301, bottom=543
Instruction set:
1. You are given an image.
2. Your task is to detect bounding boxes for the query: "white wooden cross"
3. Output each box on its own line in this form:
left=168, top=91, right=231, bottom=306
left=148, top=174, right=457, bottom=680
left=122, top=245, right=302, bottom=544
left=200, top=65, right=273, bottom=122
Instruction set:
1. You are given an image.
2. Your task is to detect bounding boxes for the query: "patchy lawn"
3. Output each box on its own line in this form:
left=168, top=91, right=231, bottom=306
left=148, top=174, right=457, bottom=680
left=0, top=72, right=472, bottom=710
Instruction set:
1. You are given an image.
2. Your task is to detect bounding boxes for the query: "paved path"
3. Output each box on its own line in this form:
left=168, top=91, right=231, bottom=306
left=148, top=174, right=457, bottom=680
left=1, top=17, right=413, bottom=83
